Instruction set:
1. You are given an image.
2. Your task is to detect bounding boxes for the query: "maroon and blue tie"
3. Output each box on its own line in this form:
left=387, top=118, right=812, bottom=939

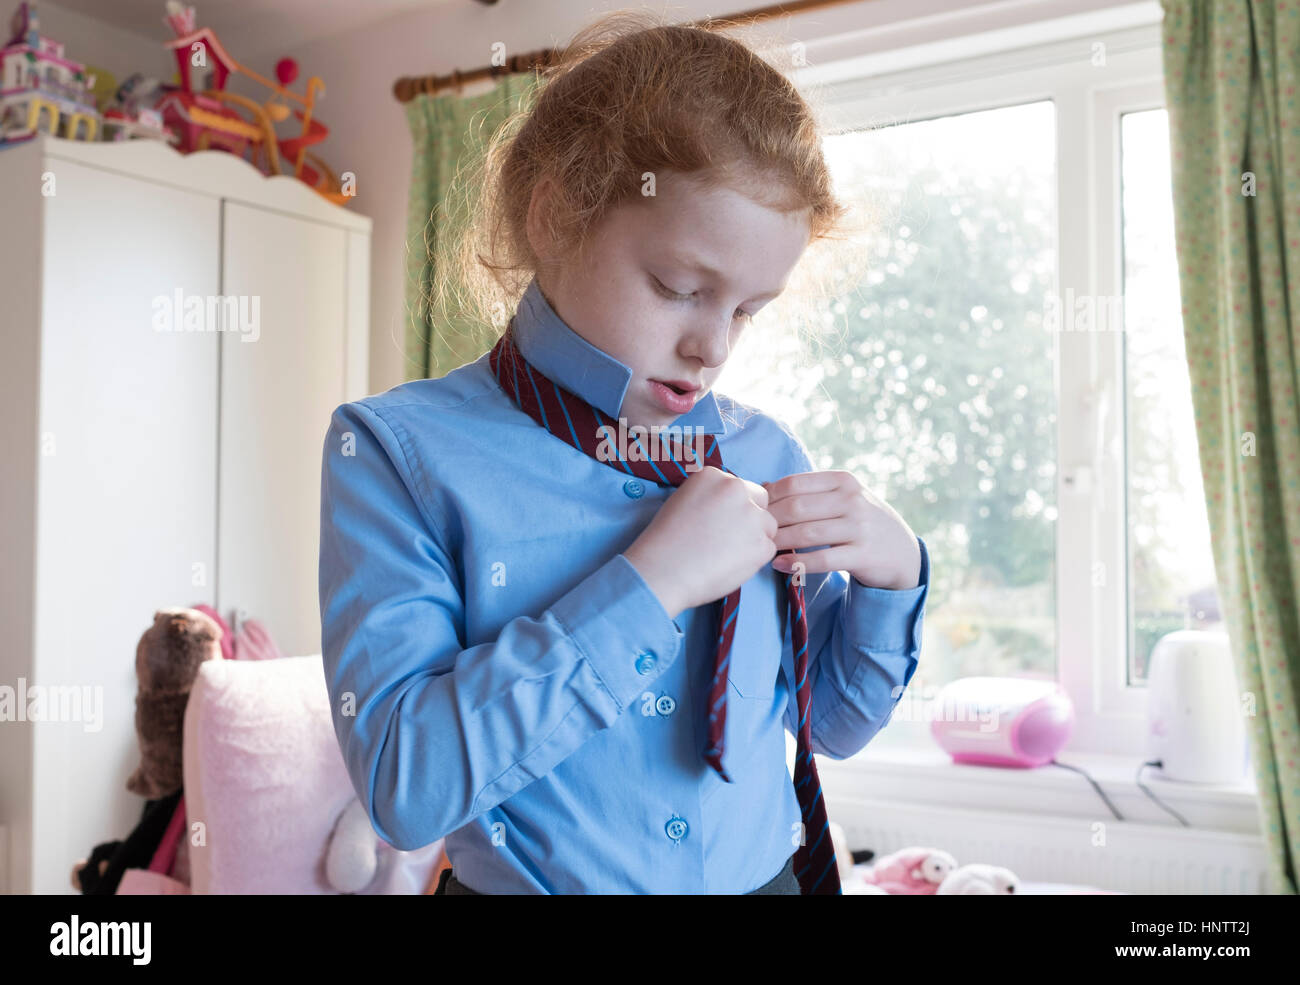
left=489, top=321, right=842, bottom=895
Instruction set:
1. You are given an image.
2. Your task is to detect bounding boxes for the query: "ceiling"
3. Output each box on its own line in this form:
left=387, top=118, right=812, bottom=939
left=48, top=0, right=461, bottom=59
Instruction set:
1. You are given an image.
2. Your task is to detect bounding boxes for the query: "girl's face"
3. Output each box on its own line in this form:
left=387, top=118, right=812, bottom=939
left=530, top=169, right=812, bottom=431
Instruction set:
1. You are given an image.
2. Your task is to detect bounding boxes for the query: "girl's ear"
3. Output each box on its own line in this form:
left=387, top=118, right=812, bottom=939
left=526, top=177, right=560, bottom=262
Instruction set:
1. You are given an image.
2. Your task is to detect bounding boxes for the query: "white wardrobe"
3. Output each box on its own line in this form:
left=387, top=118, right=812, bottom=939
left=0, top=135, right=371, bottom=894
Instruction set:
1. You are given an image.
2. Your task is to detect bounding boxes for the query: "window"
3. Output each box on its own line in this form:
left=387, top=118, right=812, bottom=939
left=809, top=101, right=1058, bottom=693
left=718, top=23, right=1217, bottom=755
left=1119, top=108, right=1222, bottom=682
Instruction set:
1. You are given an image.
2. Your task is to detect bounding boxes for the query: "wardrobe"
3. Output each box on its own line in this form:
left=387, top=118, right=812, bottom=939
left=0, top=134, right=371, bottom=893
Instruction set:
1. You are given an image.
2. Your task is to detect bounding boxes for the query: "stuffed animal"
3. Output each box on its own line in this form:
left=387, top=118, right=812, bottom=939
left=325, top=799, right=381, bottom=893
left=126, top=607, right=224, bottom=798
left=326, top=797, right=444, bottom=894
left=860, top=846, right=958, bottom=894
left=936, top=863, right=1020, bottom=894
left=71, top=608, right=223, bottom=892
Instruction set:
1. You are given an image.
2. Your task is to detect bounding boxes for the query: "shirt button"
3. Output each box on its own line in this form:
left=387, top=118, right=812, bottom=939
left=655, top=694, right=676, bottom=716
left=635, top=651, right=658, bottom=675
left=623, top=479, right=645, bottom=499
left=665, top=816, right=688, bottom=843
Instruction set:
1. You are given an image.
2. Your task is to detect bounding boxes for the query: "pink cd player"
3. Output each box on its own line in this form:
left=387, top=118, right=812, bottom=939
left=930, top=676, right=1075, bottom=767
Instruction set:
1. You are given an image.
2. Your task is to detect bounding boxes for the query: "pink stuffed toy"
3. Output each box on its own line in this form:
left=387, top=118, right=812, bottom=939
left=860, top=847, right=957, bottom=894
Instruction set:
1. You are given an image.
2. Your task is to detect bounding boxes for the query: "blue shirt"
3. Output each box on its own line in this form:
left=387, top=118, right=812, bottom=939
left=318, top=275, right=930, bottom=893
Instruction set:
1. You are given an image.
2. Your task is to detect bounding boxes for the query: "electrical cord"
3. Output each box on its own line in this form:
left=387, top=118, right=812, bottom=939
left=1136, top=759, right=1191, bottom=826
left=1049, top=759, right=1125, bottom=820
left=1048, top=758, right=1191, bottom=826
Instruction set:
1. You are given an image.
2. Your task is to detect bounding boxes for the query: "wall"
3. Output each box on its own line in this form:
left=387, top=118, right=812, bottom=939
left=25, top=3, right=171, bottom=94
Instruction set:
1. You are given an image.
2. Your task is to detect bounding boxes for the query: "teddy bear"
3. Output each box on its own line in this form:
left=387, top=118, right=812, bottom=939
left=71, top=607, right=223, bottom=893
left=936, top=863, right=1020, bottom=894
left=859, top=846, right=958, bottom=894
left=126, top=607, right=225, bottom=798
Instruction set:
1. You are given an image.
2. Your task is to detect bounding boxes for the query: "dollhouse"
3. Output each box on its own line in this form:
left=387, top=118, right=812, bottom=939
left=0, top=2, right=99, bottom=143
left=155, top=1, right=347, bottom=204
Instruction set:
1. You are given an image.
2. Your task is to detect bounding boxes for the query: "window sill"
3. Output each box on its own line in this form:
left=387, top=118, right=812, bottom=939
left=798, top=737, right=1262, bottom=837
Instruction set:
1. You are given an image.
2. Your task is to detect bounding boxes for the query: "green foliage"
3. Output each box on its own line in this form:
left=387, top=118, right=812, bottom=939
left=801, top=160, right=1058, bottom=610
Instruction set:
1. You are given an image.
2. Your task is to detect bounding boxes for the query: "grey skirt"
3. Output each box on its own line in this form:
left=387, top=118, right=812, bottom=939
left=434, top=852, right=800, bottom=895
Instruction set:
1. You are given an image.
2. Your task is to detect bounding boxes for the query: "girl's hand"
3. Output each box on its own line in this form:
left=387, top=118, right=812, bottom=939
left=624, top=466, right=777, bottom=619
left=762, top=471, right=921, bottom=591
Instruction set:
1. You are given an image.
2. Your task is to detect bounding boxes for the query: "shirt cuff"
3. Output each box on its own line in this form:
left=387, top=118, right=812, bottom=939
left=842, top=535, right=930, bottom=652
left=549, top=552, right=685, bottom=712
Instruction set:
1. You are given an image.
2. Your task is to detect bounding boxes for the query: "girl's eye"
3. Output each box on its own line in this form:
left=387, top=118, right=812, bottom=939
left=652, top=275, right=752, bottom=321
left=650, top=275, right=693, bottom=302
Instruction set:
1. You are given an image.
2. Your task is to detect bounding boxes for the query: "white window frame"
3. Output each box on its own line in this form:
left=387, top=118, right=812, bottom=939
left=803, top=20, right=1174, bottom=758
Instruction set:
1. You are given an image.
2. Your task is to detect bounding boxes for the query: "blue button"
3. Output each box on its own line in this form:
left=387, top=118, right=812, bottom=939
left=623, top=479, right=645, bottom=499
left=635, top=651, right=658, bottom=675
left=655, top=694, right=676, bottom=716
left=665, top=816, right=688, bottom=842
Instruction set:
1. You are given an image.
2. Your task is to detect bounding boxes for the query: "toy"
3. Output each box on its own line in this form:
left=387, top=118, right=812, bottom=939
left=0, top=3, right=100, bottom=145
left=126, top=606, right=224, bottom=798
left=71, top=607, right=223, bottom=893
left=100, top=72, right=175, bottom=144
left=154, top=2, right=349, bottom=204
left=936, top=863, right=1020, bottom=894
left=859, top=846, right=958, bottom=894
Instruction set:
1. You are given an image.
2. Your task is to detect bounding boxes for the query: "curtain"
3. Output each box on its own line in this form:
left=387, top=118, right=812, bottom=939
left=1162, top=0, right=1300, bottom=895
left=403, top=73, right=541, bottom=381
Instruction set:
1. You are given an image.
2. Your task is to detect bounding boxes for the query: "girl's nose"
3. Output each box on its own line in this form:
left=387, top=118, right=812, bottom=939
left=681, top=315, right=735, bottom=369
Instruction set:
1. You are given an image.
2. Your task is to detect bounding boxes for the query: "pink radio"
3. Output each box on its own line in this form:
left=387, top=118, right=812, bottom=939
left=929, top=677, right=1074, bottom=768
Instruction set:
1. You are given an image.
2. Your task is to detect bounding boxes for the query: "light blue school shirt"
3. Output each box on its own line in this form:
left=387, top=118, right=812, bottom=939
left=318, top=275, right=930, bottom=894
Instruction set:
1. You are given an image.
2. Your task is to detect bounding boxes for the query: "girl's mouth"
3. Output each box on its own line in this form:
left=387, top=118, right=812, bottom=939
left=648, top=379, right=699, bottom=414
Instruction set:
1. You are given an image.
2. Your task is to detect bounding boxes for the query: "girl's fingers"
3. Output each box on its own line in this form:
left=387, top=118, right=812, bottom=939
left=765, top=486, right=846, bottom=526
left=770, top=516, right=863, bottom=552
left=770, top=544, right=855, bottom=575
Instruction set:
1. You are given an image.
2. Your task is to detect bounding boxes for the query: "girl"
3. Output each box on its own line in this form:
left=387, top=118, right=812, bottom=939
left=319, top=11, right=929, bottom=895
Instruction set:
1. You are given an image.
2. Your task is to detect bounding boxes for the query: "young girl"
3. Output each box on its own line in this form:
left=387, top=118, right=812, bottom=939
left=319, top=12, right=929, bottom=895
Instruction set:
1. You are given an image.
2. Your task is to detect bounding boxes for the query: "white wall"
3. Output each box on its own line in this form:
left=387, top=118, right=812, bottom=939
left=26, top=3, right=171, bottom=92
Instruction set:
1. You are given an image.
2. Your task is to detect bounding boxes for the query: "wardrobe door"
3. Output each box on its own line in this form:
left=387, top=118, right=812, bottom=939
left=218, top=201, right=347, bottom=657
left=35, top=159, right=219, bottom=894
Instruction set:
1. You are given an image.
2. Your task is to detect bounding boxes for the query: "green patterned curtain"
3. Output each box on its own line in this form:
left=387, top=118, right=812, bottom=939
left=1162, top=0, right=1300, bottom=895
left=403, top=73, right=542, bottom=381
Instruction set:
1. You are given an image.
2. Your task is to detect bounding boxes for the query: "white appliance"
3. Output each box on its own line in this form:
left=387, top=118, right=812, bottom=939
left=1146, top=630, right=1248, bottom=783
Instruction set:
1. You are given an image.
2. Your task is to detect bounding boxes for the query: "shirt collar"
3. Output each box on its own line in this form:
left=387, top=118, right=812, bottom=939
left=510, top=275, right=725, bottom=434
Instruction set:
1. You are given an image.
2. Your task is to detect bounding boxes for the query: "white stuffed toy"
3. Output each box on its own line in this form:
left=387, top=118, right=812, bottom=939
left=936, top=863, right=1020, bottom=894
left=325, top=798, right=441, bottom=894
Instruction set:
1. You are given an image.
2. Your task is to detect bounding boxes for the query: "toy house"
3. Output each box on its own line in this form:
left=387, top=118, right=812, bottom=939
left=153, top=2, right=347, bottom=204
left=0, top=2, right=99, bottom=144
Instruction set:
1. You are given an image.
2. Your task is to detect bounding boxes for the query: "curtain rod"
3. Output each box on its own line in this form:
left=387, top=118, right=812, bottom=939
left=393, top=0, right=870, bottom=103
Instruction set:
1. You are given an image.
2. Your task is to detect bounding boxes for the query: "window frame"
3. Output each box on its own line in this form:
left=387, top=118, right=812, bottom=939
left=807, top=23, right=1172, bottom=757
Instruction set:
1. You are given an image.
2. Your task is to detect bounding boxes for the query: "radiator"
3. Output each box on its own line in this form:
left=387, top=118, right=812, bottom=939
left=831, top=796, right=1274, bottom=894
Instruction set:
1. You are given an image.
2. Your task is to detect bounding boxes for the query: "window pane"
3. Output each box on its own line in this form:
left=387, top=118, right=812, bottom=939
left=1120, top=109, right=1222, bottom=682
left=719, top=101, right=1059, bottom=695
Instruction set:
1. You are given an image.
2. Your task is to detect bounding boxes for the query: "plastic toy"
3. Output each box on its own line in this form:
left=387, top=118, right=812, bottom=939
left=100, top=73, right=175, bottom=143
left=0, top=3, right=100, bottom=145
left=155, top=2, right=349, bottom=204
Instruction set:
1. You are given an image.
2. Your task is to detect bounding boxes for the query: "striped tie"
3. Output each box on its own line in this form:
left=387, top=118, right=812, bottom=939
left=489, top=321, right=842, bottom=895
